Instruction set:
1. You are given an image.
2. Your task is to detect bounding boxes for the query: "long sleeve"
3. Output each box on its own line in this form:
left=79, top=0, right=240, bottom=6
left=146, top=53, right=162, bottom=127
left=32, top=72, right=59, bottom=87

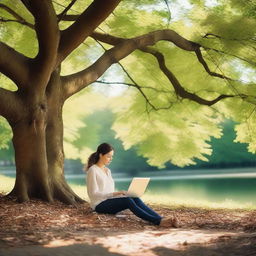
left=87, top=168, right=113, bottom=200
left=86, top=165, right=115, bottom=209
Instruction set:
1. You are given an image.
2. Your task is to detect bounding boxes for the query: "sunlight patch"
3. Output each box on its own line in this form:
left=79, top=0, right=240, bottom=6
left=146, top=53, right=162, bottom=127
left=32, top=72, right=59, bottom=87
left=44, top=239, right=76, bottom=248
left=95, top=229, right=241, bottom=256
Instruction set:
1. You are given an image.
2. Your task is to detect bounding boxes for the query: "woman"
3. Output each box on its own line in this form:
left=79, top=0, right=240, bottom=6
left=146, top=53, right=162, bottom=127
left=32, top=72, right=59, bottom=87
left=86, top=142, right=178, bottom=227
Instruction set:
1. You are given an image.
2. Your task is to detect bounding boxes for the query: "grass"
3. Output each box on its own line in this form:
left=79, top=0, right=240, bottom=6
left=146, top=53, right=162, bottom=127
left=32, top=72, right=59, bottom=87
left=142, top=193, right=256, bottom=210
left=0, top=174, right=15, bottom=194
left=1, top=174, right=256, bottom=210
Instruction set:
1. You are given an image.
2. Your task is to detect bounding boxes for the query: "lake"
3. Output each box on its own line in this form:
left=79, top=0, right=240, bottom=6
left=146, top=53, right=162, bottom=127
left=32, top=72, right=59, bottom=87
left=65, top=167, right=256, bottom=208
left=1, top=167, right=256, bottom=208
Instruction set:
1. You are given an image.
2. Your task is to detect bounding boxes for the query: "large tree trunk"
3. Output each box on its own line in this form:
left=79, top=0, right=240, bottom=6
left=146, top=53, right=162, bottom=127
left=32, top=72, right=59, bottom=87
left=8, top=71, right=84, bottom=204
left=45, top=71, right=84, bottom=204
left=45, top=113, right=84, bottom=204
left=0, top=0, right=123, bottom=204
left=9, top=98, right=52, bottom=202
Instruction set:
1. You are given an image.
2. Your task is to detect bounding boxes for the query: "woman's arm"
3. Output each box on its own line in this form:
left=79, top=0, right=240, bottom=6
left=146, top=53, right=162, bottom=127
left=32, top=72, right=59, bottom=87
left=107, top=168, right=127, bottom=196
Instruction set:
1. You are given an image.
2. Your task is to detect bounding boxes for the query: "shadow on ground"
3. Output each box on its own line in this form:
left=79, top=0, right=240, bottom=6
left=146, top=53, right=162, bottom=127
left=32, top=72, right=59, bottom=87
left=0, top=243, right=127, bottom=256
left=152, top=233, right=256, bottom=256
left=1, top=195, right=256, bottom=255
left=1, top=231, right=255, bottom=256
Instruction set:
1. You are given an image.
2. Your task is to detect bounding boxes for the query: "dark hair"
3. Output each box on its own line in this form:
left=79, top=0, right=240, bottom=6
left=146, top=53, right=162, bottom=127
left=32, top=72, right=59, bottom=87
left=86, top=143, right=114, bottom=171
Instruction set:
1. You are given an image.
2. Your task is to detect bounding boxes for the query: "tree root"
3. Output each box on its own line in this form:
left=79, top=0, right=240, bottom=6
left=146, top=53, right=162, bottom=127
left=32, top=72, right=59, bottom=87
left=5, top=177, right=86, bottom=205
left=60, top=178, right=85, bottom=203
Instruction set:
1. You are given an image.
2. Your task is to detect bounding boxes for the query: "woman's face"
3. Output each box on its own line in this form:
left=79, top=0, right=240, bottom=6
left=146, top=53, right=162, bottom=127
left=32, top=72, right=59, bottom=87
left=100, top=150, right=114, bottom=166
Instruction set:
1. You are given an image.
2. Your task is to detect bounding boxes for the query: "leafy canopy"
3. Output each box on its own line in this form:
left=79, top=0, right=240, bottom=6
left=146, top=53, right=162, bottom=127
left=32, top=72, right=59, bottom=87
left=0, top=0, right=256, bottom=167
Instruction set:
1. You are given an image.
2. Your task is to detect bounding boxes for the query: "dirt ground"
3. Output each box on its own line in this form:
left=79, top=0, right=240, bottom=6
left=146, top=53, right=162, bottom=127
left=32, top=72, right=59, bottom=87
left=0, top=194, right=256, bottom=256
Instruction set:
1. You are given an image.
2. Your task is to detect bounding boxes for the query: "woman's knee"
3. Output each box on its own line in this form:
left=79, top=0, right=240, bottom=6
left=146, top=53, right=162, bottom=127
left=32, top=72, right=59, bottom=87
left=123, top=197, right=135, bottom=206
left=132, top=197, right=142, bottom=203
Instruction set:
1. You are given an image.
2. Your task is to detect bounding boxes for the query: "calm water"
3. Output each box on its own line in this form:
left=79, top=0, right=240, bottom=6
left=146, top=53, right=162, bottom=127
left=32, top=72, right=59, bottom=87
left=1, top=168, right=256, bottom=206
left=66, top=169, right=256, bottom=206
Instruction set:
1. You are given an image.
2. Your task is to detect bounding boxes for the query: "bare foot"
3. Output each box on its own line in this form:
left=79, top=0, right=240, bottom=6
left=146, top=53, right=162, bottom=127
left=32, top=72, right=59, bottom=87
left=172, top=216, right=179, bottom=228
left=159, top=216, right=179, bottom=228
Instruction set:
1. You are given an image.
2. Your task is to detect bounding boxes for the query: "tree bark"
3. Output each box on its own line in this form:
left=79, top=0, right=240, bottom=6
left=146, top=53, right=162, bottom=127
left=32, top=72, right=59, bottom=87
left=1, top=0, right=121, bottom=205
left=9, top=95, right=51, bottom=202
left=45, top=104, right=83, bottom=204
left=46, top=70, right=83, bottom=204
left=7, top=71, right=84, bottom=204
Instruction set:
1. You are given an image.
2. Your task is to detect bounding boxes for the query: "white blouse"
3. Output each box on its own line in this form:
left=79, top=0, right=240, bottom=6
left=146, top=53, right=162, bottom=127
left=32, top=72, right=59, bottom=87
left=86, top=164, right=115, bottom=210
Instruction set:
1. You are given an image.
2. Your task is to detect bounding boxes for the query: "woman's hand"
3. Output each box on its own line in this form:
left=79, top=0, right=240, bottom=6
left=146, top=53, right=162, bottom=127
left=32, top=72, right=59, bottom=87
left=113, top=191, right=127, bottom=197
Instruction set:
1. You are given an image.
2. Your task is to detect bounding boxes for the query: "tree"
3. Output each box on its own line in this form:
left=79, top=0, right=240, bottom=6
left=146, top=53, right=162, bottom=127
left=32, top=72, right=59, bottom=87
left=0, top=0, right=255, bottom=203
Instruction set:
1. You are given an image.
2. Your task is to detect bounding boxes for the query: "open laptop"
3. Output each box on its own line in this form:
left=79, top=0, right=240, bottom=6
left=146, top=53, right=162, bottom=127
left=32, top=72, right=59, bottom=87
left=127, top=177, right=150, bottom=197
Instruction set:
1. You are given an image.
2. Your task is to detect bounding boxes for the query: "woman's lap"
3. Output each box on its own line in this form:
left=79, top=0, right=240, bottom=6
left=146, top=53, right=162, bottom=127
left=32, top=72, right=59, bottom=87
left=95, top=197, right=162, bottom=225
left=95, top=197, right=132, bottom=214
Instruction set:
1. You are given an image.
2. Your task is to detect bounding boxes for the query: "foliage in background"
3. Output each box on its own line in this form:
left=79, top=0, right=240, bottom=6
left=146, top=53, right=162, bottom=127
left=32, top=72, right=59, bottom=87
left=1, top=108, right=256, bottom=172
left=0, top=0, right=255, bottom=168
left=0, top=117, right=12, bottom=150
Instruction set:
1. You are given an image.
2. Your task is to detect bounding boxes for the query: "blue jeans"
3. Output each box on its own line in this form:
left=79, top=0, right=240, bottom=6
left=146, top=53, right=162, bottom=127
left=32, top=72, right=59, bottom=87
left=95, top=197, right=162, bottom=225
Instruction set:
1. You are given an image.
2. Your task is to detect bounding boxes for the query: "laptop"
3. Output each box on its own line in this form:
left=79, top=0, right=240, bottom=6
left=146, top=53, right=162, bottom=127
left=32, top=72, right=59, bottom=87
left=127, top=177, right=150, bottom=197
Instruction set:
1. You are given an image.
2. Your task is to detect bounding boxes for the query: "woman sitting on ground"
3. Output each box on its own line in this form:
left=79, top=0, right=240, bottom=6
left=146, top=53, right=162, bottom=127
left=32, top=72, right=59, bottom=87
left=85, top=142, right=179, bottom=228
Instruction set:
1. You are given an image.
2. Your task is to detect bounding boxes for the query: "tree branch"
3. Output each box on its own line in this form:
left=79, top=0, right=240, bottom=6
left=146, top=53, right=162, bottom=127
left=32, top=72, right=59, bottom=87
left=57, top=0, right=121, bottom=64
left=57, top=0, right=78, bottom=22
left=0, top=88, right=22, bottom=121
left=58, top=14, right=79, bottom=21
left=0, top=3, right=27, bottom=20
left=95, top=39, right=169, bottom=111
left=203, top=32, right=256, bottom=42
left=203, top=32, right=256, bottom=52
left=92, top=31, right=242, bottom=105
left=62, top=29, right=200, bottom=98
left=141, top=47, right=234, bottom=106
left=163, top=0, right=171, bottom=24
left=19, top=0, right=60, bottom=89
left=0, top=17, right=34, bottom=29
left=95, top=80, right=134, bottom=87
left=0, top=3, right=32, bottom=88
left=0, top=3, right=34, bottom=29
left=95, top=40, right=165, bottom=112
left=92, top=32, right=238, bottom=81
left=96, top=79, right=170, bottom=94
left=28, top=1, right=59, bottom=65
left=195, top=48, right=235, bottom=81
left=91, top=30, right=199, bottom=51
left=96, top=80, right=158, bottom=111
left=0, top=42, right=30, bottom=88
left=112, top=57, right=159, bottom=111
left=0, top=2, right=34, bottom=29
left=202, top=46, right=256, bottom=67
